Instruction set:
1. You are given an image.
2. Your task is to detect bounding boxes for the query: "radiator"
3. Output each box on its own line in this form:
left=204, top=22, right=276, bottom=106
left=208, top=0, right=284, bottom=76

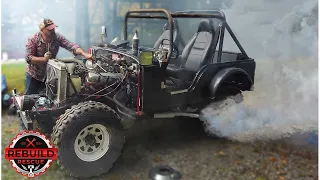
left=45, top=59, right=68, bottom=104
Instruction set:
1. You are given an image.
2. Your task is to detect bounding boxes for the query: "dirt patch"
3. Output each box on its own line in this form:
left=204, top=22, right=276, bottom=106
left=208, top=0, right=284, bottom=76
left=1, top=114, right=318, bottom=180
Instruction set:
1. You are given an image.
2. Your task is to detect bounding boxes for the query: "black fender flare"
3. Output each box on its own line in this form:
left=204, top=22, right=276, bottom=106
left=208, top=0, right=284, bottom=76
left=209, top=67, right=253, bottom=96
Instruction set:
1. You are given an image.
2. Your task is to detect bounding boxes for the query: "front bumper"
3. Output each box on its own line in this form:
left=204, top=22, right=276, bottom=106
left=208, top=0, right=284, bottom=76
left=12, top=90, right=34, bottom=130
left=18, top=110, right=33, bottom=130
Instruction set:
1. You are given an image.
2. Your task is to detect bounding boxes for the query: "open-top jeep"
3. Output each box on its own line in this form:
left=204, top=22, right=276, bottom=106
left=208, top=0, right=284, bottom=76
left=12, top=9, right=255, bottom=178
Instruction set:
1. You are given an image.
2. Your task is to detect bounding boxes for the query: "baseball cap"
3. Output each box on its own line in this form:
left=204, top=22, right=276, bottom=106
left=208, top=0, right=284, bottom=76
left=39, top=18, right=58, bottom=30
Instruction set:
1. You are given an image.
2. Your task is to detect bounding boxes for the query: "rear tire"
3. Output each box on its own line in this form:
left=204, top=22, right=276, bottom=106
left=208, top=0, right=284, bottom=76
left=212, top=84, right=244, bottom=103
left=51, top=101, right=125, bottom=178
left=201, top=84, right=244, bottom=137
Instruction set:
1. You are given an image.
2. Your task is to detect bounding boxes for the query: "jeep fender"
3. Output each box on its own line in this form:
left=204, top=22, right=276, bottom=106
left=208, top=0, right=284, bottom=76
left=209, top=67, right=253, bottom=96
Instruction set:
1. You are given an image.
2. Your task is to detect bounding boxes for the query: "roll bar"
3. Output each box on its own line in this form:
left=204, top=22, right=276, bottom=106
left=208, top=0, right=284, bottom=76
left=124, top=9, right=174, bottom=65
left=123, top=8, right=249, bottom=64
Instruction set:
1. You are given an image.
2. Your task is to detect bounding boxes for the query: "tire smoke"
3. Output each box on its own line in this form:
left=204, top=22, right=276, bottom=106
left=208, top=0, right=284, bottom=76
left=200, top=0, right=318, bottom=144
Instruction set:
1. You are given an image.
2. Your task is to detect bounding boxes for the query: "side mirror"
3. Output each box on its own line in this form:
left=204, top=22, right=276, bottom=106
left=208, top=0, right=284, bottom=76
left=101, top=26, right=107, bottom=42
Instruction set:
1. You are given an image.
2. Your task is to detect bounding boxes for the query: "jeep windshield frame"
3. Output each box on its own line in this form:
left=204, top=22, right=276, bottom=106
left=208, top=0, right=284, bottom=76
left=123, top=9, right=249, bottom=66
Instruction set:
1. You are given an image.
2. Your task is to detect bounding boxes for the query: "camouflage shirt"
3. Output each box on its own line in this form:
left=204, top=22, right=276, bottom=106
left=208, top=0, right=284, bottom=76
left=25, top=32, right=80, bottom=82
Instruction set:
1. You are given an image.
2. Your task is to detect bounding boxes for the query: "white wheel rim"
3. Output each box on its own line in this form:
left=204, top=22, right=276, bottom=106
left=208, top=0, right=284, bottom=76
left=74, top=124, right=110, bottom=162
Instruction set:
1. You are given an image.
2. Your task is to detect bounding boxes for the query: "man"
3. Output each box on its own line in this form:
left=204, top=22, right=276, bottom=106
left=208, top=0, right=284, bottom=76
left=21, top=18, right=92, bottom=130
left=25, top=18, right=92, bottom=95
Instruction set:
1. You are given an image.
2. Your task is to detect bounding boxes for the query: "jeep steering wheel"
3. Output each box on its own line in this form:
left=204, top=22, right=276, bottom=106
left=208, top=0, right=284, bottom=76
left=159, top=39, right=179, bottom=60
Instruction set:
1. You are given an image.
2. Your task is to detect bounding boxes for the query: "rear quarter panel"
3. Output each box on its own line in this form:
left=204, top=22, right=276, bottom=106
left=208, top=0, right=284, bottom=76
left=191, top=58, right=256, bottom=93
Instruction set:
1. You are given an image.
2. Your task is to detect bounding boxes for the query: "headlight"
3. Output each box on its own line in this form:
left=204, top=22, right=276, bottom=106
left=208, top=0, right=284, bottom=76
left=20, top=95, right=39, bottom=111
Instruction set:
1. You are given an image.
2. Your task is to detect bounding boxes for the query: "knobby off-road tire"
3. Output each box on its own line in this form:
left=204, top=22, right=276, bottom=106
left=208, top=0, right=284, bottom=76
left=200, top=84, right=244, bottom=137
left=51, top=101, right=125, bottom=178
left=213, top=84, right=244, bottom=103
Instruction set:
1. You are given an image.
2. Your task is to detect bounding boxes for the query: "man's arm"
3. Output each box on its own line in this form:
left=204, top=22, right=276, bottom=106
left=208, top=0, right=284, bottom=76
left=74, top=47, right=87, bottom=56
left=58, top=34, right=91, bottom=59
left=25, top=37, right=48, bottom=64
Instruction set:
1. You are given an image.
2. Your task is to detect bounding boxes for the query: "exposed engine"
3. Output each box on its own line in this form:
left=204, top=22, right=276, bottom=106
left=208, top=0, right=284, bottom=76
left=83, top=49, right=138, bottom=96
left=44, top=45, right=139, bottom=110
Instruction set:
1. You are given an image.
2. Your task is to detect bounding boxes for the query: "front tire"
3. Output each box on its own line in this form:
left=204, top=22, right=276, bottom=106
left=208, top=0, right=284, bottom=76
left=51, top=101, right=124, bottom=178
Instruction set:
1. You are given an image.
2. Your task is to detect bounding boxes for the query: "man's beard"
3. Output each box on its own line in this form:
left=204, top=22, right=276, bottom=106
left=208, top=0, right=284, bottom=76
left=43, top=30, right=56, bottom=39
left=48, top=32, right=56, bottom=38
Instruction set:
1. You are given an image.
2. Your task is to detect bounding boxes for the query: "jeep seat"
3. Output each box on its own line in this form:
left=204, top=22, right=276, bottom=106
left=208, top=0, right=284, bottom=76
left=154, top=19, right=180, bottom=50
left=166, top=19, right=216, bottom=83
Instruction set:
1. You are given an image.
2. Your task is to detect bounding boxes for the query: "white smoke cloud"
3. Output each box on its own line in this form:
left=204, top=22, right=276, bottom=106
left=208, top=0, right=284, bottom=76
left=2, top=0, right=318, bottom=144
left=200, top=0, right=318, bottom=143
left=2, top=0, right=77, bottom=58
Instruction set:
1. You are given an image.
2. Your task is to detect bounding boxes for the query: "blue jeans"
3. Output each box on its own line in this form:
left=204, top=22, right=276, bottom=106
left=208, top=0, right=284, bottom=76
left=24, top=73, right=46, bottom=95
left=19, top=73, right=46, bottom=129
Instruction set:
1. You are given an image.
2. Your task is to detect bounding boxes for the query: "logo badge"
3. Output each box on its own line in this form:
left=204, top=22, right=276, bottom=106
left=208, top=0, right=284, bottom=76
left=5, top=131, right=57, bottom=178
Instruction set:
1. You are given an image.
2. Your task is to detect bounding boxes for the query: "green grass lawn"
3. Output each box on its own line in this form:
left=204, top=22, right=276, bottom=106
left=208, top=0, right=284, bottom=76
left=2, top=62, right=26, bottom=93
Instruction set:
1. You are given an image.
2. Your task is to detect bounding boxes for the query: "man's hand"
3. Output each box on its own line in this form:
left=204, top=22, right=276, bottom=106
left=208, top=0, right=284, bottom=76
left=27, top=55, right=51, bottom=64
left=44, top=52, right=52, bottom=61
left=75, top=48, right=93, bottom=60
left=82, top=52, right=93, bottom=60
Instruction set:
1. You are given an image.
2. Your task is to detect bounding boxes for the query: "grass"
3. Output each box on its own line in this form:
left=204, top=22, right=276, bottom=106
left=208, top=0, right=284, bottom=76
left=2, top=62, right=26, bottom=93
